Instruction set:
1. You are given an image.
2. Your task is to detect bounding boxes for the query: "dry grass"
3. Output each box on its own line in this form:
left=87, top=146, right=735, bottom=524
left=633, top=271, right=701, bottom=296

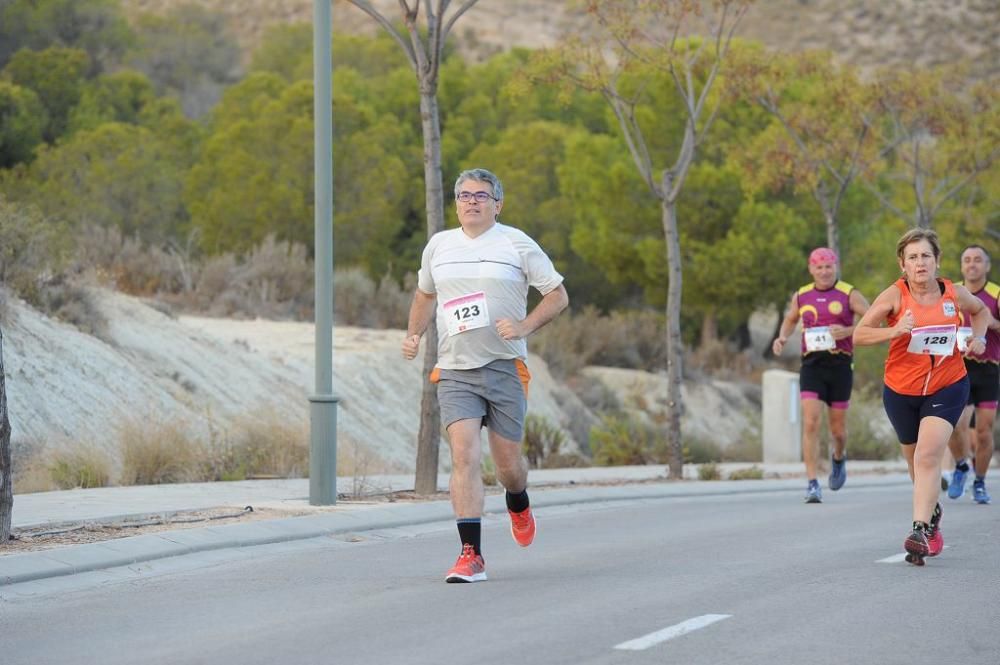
left=119, top=418, right=203, bottom=485
left=46, top=445, right=114, bottom=489
left=13, top=411, right=398, bottom=494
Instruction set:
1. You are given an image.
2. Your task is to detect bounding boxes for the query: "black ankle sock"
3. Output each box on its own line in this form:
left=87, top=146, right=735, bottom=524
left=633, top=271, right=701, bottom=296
left=457, top=519, right=482, bottom=555
left=912, top=520, right=929, bottom=532
left=505, top=489, right=530, bottom=513
left=956, top=460, right=970, bottom=472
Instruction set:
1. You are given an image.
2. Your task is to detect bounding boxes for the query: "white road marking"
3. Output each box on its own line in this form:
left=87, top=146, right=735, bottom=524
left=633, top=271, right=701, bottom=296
left=614, top=614, right=732, bottom=651
left=877, top=553, right=909, bottom=563
left=877, top=545, right=949, bottom=563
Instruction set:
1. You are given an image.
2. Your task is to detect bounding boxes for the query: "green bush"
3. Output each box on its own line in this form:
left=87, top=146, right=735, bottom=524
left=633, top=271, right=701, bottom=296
left=590, top=414, right=667, bottom=466
left=0, top=196, right=67, bottom=304
left=683, top=435, right=723, bottom=464
left=202, top=417, right=309, bottom=481
left=522, top=414, right=567, bottom=469
left=844, top=386, right=899, bottom=460
left=698, top=463, right=721, bottom=480
left=47, top=446, right=112, bottom=489
left=728, top=465, right=764, bottom=480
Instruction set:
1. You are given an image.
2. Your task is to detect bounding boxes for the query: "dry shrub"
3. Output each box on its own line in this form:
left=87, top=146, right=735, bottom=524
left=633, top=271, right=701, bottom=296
left=73, top=224, right=185, bottom=295
left=46, top=445, right=114, bottom=489
left=532, top=306, right=667, bottom=377
left=203, top=415, right=309, bottom=481
left=334, top=267, right=376, bottom=326
left=10, top=437, right=114, bottom=492
left=192, top=253, right=237, bottom=308
left=119, top=418, right=203, bottom=485
left=33, top=277, right=110, bottom=340
left=336, top=433, right=398, bottom=498
left=192, top=236, right=314, bottom=319
left=334, top=267, right=414, bottom=328
left=688, top=337, right=754, bottom=380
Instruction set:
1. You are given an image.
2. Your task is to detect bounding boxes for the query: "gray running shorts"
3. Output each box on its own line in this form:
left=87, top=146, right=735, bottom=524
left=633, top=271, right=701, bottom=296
left=435, top=358, right=530, bottom=442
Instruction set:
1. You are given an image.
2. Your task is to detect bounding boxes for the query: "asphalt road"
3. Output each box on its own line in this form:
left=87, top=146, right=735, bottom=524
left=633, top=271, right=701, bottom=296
left=2, top=484, right=998, bottom=665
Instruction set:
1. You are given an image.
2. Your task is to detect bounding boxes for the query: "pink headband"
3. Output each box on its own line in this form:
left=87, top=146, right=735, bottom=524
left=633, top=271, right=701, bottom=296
left=809, top=248, right=838, bottom=266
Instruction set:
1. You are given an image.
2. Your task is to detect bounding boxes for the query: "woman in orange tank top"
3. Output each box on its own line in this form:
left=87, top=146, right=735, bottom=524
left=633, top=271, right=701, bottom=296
left=853, top=229, right=990, bottom=566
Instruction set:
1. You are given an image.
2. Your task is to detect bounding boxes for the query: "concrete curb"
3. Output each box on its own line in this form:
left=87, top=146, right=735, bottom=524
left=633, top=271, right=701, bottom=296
left=0, top=473, right=914, bottom=587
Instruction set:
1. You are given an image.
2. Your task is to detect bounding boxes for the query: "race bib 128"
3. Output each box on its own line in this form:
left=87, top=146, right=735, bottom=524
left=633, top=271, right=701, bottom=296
left=907, top=324, right=957, bottom=356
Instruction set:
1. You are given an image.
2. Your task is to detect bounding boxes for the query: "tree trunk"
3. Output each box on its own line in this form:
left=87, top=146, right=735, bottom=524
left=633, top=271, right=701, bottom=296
left=1, top=327, right=12, bottom=543
left=413, top=85, right=445, bottom=496
left=662, top=195, right=685, bottom=480
left=824, top=209, right=840, bottom=259
left=700, top=309, right=718, bottom=348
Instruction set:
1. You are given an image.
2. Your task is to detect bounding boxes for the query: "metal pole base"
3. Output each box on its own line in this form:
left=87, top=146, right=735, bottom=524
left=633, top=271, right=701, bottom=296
left=309, top=394, right=339, bottom=505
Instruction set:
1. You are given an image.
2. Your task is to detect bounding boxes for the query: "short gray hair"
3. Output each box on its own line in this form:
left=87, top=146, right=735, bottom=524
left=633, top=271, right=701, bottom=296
left=454, top=168, right=503, bottom=201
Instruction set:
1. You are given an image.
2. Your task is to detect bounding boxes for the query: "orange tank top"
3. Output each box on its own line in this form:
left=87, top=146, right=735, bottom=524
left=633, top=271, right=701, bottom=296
left=884, top=278, right=966, bottom=395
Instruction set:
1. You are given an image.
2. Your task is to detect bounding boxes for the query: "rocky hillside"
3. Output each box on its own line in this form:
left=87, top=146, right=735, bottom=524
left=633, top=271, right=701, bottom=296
left=2, top=289, right=760, bottom=477
left=123, top=0, right=997, bottom=80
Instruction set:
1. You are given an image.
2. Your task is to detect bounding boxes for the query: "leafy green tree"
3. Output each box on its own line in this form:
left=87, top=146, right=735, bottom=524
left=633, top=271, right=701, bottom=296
left=206, top=71, right=288, bottom=130
left=250, top=24, right=313, bottom=82
left=127, top=4, right=242, bottom=118
left=0, top=196, right=68, bottom=303
left=66, top=69, right=158, bottom=134
left=185, top=79, right=314, bottom=254
left=0, top=0, right=133, bottom=73
left=1, top=47, right=90, bottom=142
left=12, top=123, right=188, bottom=243
left=686, top=200, right=810, bottom=337
left=0, top=82, right=46, bottom=167
left=186, top=78, right=414, bottom=272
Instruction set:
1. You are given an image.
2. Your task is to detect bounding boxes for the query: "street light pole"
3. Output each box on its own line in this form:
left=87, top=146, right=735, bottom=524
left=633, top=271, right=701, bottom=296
left=309, top=0, right=338, bottom=505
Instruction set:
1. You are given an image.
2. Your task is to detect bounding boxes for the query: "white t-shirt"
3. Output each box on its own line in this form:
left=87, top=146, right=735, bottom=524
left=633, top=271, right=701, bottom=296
left=417, top=222, right=564, bottom=370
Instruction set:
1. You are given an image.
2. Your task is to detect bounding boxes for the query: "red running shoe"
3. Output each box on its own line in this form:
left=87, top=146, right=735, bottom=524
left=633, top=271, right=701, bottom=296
left=904, top=527, right=929, bottom=566
left=509, top=507, right=536, bottom=547
left=927, top=503, right=943, bottom=557
left=445, top=544, right=486, bottom=583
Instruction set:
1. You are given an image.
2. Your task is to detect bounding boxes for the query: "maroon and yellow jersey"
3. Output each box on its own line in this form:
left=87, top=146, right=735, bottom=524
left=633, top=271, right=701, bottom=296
left=797, top=280, right=855, bottom=356
left=959, top=280, right=1000, bottom=364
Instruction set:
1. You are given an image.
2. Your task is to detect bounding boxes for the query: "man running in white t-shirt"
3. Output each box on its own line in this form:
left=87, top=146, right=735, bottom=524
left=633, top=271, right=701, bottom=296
left=402, top=168, right=569, bottom=583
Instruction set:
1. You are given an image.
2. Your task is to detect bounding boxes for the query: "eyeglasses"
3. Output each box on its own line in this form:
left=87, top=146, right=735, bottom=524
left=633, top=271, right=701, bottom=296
left=456, top=191, right=499, bottom=204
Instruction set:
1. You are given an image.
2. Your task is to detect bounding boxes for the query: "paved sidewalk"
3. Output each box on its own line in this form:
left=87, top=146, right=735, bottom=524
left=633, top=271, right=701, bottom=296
left=2, top=462, right=912, bottom=587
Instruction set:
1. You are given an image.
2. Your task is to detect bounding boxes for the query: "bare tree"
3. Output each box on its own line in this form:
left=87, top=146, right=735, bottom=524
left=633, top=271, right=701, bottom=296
left=740, top=52, right=891, bottom=258
left=345, top=0, right=480, bottom=494
left=531, top=0, right=749, bottom=479
left=868, top=71, right=999, bottom=229
left=1, top=326, right=12, bottom=543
